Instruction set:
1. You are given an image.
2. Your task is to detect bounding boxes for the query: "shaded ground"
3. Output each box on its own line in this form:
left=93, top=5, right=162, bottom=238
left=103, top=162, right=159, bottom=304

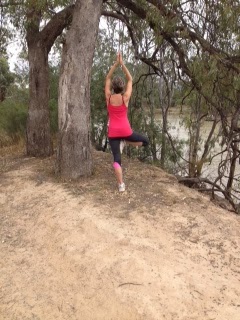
left=0, top=148, right=240, bottom=320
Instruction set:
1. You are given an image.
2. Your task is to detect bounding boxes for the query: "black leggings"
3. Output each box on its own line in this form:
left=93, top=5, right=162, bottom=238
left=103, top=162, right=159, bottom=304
left=109, top=132, right=149, bottom=166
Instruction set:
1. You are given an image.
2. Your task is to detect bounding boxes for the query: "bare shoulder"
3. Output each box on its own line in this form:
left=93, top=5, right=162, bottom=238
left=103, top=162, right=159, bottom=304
left=123, top=93, right=130, bottom=107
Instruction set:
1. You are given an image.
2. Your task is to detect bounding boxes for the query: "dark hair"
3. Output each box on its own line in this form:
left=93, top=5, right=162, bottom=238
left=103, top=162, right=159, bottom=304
left=112, top=76, right=125, bottom=94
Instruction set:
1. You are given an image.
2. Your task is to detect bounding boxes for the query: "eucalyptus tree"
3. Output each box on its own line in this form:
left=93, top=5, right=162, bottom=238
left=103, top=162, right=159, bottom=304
left=25, top=1, right=75, bottom=157
left=0, top=0, right=74, bottom=156
left=56, top=0, right=103, bottom=178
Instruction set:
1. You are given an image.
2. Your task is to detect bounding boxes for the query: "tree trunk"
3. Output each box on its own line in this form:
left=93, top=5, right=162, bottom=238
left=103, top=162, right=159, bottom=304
left=226, top=142, right=238, bottom=193
left=56, top=0, right=103, bottom=179
left=26, top=42, right=53, bottom=157
left=25, top=5, right=74, bottom=157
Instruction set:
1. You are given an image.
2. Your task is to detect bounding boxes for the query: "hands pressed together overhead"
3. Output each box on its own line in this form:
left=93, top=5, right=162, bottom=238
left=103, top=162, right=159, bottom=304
left=117, top=52, right=123, bottom=65
left=113, top=52, right=124, bottom=66
left=106, top=52, right=132, bottom=84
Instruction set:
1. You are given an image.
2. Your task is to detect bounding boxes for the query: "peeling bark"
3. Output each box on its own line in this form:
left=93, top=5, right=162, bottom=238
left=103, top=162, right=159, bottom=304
left=57, top=0, right=103, bottom=179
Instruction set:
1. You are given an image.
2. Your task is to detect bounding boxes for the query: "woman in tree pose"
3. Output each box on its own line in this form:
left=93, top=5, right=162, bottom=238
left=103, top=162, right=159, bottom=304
left=105, top=53, right=149, bottom=192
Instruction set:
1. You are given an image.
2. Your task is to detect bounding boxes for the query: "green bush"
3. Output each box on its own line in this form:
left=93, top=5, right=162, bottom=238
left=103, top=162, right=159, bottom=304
left=0, top=100, right=27, bottom=145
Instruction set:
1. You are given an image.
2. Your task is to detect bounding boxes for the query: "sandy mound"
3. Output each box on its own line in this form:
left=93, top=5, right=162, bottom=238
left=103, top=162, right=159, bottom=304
left=0, top=150, right=239, bottom=319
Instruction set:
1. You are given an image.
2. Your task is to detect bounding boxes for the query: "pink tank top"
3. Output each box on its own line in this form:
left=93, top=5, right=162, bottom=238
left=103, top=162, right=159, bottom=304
left=107, top=96, right=133, bottom=138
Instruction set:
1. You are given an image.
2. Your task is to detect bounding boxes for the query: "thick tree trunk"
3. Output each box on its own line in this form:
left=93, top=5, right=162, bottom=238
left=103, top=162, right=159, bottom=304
left=26, top=43, right=53, bottom=157
left=56, top=0, right=103, bottom=179
left=25, top=5, right=74, bottom=157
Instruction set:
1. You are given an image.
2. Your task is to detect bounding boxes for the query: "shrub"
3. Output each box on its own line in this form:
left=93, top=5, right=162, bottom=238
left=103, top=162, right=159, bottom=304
left=0, top=100, right=27, bottom=145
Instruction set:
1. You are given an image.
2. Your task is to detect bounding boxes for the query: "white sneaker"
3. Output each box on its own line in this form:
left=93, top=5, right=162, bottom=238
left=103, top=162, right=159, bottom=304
left=118, top=183, right=125, bottom=192
left=120, top=140, right=126, bottom=154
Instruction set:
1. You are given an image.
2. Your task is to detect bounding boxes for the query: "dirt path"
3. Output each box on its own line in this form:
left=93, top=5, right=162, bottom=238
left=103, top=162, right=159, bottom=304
left=0, top=151, right=240, bottom=320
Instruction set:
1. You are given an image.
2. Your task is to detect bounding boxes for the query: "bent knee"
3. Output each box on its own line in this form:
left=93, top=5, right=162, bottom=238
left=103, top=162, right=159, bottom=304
left=113, top=161, right=121, bottom=169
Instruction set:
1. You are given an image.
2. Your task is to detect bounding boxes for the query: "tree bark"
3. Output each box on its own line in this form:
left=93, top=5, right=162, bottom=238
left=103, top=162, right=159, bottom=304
left=26, top=5, right=74, bottom=157
left=56, top=0, right=103, bottom=179
left=26, top=42, right=53, bottom=157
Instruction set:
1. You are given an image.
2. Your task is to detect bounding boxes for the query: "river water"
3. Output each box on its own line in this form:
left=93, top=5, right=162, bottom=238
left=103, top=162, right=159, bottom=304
left=155, top=108, right=240, bottom=184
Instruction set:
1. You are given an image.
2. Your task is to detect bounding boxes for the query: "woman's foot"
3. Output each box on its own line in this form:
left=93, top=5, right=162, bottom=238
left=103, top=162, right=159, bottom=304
left=125, top=141, right=143, bottom=147
left=120, top=140, right=126, bottom=154
left=118, top=182, right=125, bottom=192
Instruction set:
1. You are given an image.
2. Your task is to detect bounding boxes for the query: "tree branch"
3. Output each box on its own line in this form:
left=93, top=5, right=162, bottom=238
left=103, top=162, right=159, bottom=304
left=116, top=0, right=240, bottom=74
left=177, top=176, right=238, bottom=213
left=40, top=5, right=74, bottom=53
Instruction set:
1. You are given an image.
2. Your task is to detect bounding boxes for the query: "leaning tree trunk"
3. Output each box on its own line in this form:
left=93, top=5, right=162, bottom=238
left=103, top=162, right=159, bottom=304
left=56, top=0, right=103, bottom=179
left=26, top=42, right=53, bottom=157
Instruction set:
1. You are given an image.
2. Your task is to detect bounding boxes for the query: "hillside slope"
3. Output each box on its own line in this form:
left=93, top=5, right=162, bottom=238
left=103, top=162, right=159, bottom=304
left=0, top=149, right=240, bottom=320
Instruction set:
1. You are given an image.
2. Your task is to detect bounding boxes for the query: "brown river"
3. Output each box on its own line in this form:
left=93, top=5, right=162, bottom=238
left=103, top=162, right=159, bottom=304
left=155, top=108, right=240, bottom=194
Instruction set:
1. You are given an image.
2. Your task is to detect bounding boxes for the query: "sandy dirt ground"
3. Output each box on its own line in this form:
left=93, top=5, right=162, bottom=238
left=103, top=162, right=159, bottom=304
left=0, top=149, right=240, bottom=320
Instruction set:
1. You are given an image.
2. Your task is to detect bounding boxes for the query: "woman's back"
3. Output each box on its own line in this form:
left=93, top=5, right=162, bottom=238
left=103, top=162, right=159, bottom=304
left=107, top=94, right=132, bottom=138
left=108, top=93, right=128, bottom=107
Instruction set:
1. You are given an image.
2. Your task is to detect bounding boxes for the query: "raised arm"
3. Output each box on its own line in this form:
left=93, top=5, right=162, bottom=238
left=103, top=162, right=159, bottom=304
left=119, top=53, right=132, bottom=102
left=105, top=53, right=133, bottom=105
left=105, top=56, right=119, bottom=102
